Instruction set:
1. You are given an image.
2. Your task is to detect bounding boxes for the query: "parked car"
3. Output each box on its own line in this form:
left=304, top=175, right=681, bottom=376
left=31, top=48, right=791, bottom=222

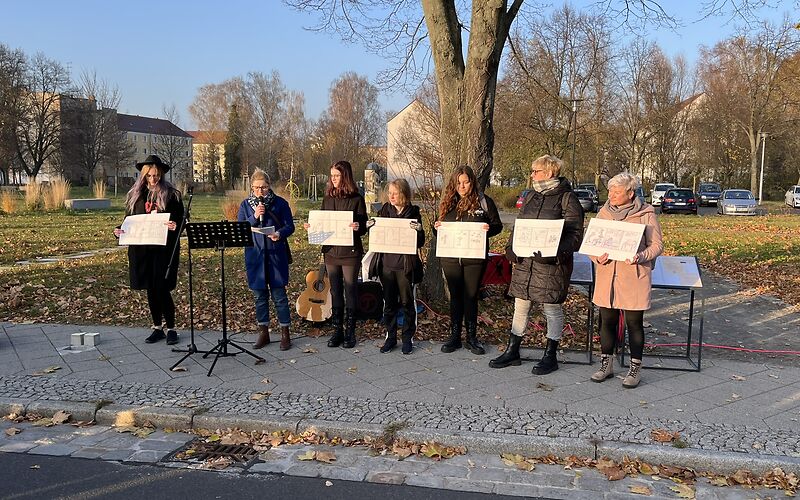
left=660, top=188, right=697, bottom=215
left=698, top=182, right=722, bottom=206
left=574, top=189, right=597, bottom=212
left=650, top=183, right=676, bottom=206
left=717, top=189, right=757, bottom=216
left=576, top=183, right=600, bottom=207
left=515, top=189, right=531, bottom=209
left=634, top=186, right=646, bottom=205
left=785, top=185, right=800, bottom=208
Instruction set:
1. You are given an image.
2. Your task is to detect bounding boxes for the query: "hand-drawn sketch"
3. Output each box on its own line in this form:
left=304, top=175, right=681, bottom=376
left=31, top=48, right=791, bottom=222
left=119, top=213, right=171, bottom=246
left=307, top=210, right=353, bottom=246
left=578, top=217, right=646, bottom=262
left=368, top=217, right=417, bottom=255
left=511, top=218, right=565, bottom=257
left=435, top=221, right=487, bottom=259
left=652, top=256, right=703, bottom=288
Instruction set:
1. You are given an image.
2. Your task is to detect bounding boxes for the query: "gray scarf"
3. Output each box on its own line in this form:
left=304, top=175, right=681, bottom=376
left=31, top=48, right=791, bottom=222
left=531, top=178, right=560, bottom=194
left=606, top=196, right=644, bottom=221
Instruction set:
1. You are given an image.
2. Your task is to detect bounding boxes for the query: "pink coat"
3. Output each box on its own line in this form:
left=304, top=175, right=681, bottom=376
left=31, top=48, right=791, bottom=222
left=591, top=203, right=663, bottom=311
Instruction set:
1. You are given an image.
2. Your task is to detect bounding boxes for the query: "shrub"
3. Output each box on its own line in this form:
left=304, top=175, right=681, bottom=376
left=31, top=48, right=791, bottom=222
left=43, top=177, right=71, bottom=211
left=486, top=185, right=523, bottom=210
left=1, top=190, right=18, bottom=214
left=92, top=179, right=107, bottom=199
left=24, top=181, right=43, bottom=211
left=221, top=187, right=248, bottom=221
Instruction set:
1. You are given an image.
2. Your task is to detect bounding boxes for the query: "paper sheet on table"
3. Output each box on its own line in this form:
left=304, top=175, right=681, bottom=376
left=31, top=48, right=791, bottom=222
left=251, top=225, right=275, bottom=236
left=368, top=217, right=417, bottom=255
left=307, top=210, right=353, bottom=246
left=578, top=217, right=646, bottom=262
left=652, top=256, right=703, bottom=288
left=435, top=222, right=487, bottom=259
left=119, top=213, right=171, bottom=246
left=511, top=218, right=565, bottom=257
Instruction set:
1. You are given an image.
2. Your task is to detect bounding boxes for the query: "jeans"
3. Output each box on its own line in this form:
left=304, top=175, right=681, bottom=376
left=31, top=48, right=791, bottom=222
left=252, top=287, right=291, bottom=327
left=510, top=298, right=564, bottom=341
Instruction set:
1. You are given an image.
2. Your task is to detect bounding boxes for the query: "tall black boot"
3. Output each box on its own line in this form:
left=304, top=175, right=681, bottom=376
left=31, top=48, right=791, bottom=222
left=464, top=321, right=485, bottom=355
left=489, top=333, right=522, bottom=368
left=380, top=329, right=397, bottom=353
left=532, top=338, right=559, bottom=375
left=441, top=322, right=462, bottom=353
left=327, top=307, right=344, bottom=348
left=342, top=308, right=357, bottom=348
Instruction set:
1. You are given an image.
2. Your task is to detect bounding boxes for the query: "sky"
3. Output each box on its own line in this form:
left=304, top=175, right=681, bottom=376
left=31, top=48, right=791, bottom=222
left=1, top=1, right=793, bottom=129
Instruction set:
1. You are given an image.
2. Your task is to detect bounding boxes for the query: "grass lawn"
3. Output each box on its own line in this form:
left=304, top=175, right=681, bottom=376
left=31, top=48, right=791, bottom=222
left=2, top=194, right=798, bottom=345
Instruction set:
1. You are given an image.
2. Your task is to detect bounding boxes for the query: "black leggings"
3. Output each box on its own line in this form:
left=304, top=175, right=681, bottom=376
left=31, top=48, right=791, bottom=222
left=146, top=287, right=175, bottom=329
left=326, top=262, right=359, bottom=310
left=380, top=268, right=416, bottom=339
left=599, top=307, right=644, bottom=359
left=441, top=260, right=487, bottom=327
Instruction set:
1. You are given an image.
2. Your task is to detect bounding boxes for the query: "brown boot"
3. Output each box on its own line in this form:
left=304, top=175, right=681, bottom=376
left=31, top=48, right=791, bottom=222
left=254, top=324, right=270, bottom=349
left=280, top=325, right=291, bottom=351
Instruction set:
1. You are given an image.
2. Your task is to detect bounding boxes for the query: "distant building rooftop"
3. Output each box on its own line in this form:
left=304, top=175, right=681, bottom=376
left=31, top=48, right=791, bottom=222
left=117, top=113, right=192, bottom=138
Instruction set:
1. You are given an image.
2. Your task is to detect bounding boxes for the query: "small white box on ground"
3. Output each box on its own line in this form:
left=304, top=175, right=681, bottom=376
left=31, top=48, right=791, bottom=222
left=71, top=332, right=85, bottom=347
left=83, top=332, right=100, bottom=346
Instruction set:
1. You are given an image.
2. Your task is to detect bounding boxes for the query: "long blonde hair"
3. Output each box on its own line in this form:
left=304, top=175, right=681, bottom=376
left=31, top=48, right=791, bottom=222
left=125, top=164, right=179, bottom=214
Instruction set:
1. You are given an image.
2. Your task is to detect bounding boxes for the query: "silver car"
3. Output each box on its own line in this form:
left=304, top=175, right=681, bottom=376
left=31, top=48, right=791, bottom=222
left=573, top=189, right=597, bottom=212
left=717, top=189, right=757, bottom=216
left=785, top=185, right=800, bottom=208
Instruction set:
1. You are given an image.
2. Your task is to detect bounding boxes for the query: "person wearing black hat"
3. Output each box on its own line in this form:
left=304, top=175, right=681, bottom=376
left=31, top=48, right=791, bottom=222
left=113, top=155, right=184, bottom=345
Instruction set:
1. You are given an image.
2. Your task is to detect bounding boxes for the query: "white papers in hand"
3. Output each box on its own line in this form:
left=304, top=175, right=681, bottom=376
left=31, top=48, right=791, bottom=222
left=119, top=213, right=171, bottom=246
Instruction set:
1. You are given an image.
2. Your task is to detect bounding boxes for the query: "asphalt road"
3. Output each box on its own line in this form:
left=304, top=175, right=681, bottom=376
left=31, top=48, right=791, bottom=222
left=0, top=453, right=533, bottom=500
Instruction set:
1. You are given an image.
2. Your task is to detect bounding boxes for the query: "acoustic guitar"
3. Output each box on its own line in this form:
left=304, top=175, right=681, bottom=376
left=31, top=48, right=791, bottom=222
left=295, top=262, right=332, bottom=322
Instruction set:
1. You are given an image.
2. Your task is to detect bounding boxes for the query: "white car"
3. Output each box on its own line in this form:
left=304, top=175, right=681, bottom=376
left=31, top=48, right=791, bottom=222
left=785, top=185, right=800, bottom=208
left=650, top=183, right=676, bottom=207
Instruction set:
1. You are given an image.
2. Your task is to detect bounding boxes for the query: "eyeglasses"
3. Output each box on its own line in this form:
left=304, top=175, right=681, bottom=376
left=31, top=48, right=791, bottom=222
left=252, top=186, right=269, bottom=191
left=531, top=169, right=545, bottom=174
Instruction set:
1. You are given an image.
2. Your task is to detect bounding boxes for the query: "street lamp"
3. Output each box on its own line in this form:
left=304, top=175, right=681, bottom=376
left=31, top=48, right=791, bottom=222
left=569, top=98, right=583, bottom=186
left=758, top=132, right=768, bottom=205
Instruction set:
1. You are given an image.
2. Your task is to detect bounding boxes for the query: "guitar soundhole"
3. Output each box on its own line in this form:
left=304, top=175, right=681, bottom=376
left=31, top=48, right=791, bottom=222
left=313, top=281, right=325, bottom=292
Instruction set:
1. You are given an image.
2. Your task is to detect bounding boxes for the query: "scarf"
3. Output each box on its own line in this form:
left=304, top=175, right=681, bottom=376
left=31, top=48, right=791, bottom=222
left=247, top=189, right=276, bottom=212
left=530, top=178, right=560, bottom=194
left=606, top=196, right=644, bottom=221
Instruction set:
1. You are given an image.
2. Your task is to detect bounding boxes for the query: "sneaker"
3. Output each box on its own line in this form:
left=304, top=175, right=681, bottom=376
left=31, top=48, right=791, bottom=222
left=145, top=327, right=165, bottom=344
left=401, top=338, right=413, bottom=355
left=165, top=329, right=179, bottom=345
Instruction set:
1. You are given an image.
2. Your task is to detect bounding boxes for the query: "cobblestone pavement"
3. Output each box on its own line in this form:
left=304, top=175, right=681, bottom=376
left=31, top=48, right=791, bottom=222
left=1, top=320, right=800, bottom=480
left=0, top=418, right=784, bottom=499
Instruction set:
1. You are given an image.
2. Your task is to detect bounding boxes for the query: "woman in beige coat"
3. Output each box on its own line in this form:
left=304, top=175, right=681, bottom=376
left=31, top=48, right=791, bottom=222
left=590, top=173, right=663, bottom=388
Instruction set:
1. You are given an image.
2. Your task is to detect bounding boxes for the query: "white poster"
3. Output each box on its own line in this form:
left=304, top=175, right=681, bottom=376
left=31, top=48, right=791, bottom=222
left=511, top=218, right=565, bottom=258
left=368, top=217, right=418, bottom=255
left=578, top=218, right=646, bottom=262
left=435, top=222, right=487, bottom=259
left=307, top=210, right=353, bottom=246
left=652, top=256, right=703, bottom=288
left=119, top=213, right=171, bottom=246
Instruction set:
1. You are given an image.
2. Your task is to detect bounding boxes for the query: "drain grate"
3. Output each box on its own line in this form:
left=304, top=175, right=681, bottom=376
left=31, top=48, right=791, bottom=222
left=165, top=439, right=260, bottom=467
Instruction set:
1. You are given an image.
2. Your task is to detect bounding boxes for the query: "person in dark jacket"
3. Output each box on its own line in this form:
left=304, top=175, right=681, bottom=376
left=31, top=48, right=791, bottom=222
left=434, top=165, right=503, bottom=355
left=113, top=155, right=184, bottom=345
left=304, top=160, right=368, bottom=349
left=489, top=155, right=584, bottom=374
left=368, top=179, right=425, bottom=355
left=238, top=169, right=295, bottom=351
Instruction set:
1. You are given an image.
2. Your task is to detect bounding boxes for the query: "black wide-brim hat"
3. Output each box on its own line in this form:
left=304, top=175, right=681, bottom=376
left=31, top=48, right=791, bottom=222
left=135, top=154, right=170, bottom=173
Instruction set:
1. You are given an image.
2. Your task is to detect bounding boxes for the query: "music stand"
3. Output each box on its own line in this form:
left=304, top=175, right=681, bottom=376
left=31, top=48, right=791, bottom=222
left=183, top=221, right=265, bottom=376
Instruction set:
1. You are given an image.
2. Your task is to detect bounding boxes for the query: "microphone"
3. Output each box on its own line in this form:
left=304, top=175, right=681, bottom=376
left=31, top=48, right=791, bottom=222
left=258, top=196, right=266, bottom=226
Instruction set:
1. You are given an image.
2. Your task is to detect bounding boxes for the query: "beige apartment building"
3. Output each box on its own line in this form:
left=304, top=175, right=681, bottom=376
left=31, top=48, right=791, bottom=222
left=186, top=130, right=226, bottom=185
left=117, top=114, right=193, bottom=185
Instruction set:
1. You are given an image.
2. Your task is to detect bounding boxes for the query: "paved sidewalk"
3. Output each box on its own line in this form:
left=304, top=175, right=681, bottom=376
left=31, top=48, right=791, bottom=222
left=1, top=319, right=799, bottom=481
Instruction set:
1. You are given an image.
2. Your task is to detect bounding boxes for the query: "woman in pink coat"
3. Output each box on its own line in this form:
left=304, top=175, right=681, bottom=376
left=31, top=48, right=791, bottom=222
left=590, top=173, right=663, bottom=388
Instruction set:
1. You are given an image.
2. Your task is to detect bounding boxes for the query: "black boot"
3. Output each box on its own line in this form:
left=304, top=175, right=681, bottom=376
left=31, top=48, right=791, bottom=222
left=489, top=333, right=522, bottom=368
left=441, top=322, right=462, bottom=353
left=400, top=330, right=413, bottom=355
left=464, top=321, right=485, bottom=355
left=380, top=330, right=397, bottom=353
left=532, top=338, right=559, bottom=375
left=342, top=309, right=357, bottom=348
left=327, top=307, right=344, bottom=348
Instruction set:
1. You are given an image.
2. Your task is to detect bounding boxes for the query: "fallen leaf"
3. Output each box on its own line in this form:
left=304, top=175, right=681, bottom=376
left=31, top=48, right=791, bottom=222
left=536, top=382, right=553, bottom=392
left=709, top=476, right=729, bottom=487
left=325, top=480, right=333, bottom=487
left=669, top=484, right=696, bottom=499
left=731, top=374, right=746, bottom=381
left=297, top=450, right=316, bottom=461
left=51, top=410, right=71, bottom=424
left=250, top=392, right=270, bottom=401
left=261, top=378, right=271, bottom=384
left=4, top=428, right=21, bottom=436
left=629, top=484, right=652, bottom=495
left=31, top=366, right=62, bottom=376
left=315, top=451, right=336, bottom=463
left=31, top=418, right=54, bottom=427
left=302, top=348, right=318, bottom=354
left=207, top=434, right=221, bottom=442
left=171, top=366, right=188, bottom=372
left=651, top=428, right=680, bottom=443
left=133, top=427, right=155, bottom=438
left=346, top=365, right=358, bottom=374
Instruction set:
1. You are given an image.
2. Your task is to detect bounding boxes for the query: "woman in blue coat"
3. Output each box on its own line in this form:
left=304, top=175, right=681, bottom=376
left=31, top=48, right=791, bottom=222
left=237, top=169, right=295, bottom=350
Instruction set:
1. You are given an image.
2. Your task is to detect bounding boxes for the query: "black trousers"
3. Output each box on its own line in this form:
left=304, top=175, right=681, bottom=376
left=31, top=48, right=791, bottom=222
left=380, top=268, right=416, bottom=340
left=598, top=307, right=645, bottom=359
left=146, top=287, right=175, bottom=329
left=326, top=262, right=359, bottom=310
left=441, top=260, right=487, bottom=328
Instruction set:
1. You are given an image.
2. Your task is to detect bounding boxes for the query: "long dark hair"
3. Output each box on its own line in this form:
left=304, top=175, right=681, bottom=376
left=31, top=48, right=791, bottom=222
left=326, top=160, right=359, bottom=198
left=125, top=164, right=179, bottom=214
left=439, top=165, right=479, bottom=220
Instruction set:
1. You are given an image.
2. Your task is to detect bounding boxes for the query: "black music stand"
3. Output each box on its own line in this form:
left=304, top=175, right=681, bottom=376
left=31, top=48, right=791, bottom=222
left=183, top=221, right=265, bottom=376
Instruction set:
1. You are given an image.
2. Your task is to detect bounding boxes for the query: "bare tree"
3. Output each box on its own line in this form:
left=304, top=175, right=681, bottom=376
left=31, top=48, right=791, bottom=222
left=278, top=90, right=309, bottom=184
left=0, top=44, right=26, bottom=185
left=189, top=81, right=237, bottom=189
left=243, top=71, right=287, bottom=179
left=152, top=103, right=189, bottom=183
left=14, top=52, right=72, bottom=181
